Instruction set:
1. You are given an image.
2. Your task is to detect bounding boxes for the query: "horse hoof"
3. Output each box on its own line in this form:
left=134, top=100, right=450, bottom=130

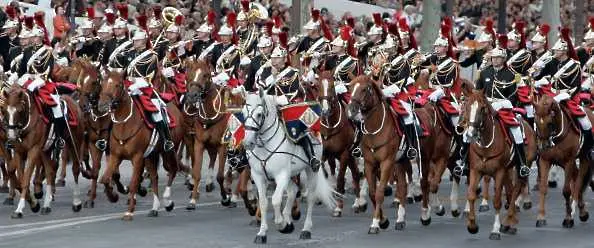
left=523, top=202, right=532, bottom=210
left=414, top=195, right=422, bottom=202
left=228, top=201, right=237, bottom=208
left=379, top=218, right=390, bottom=229
left=507, top=227, right=517, bottom=235
left=137, top=186, right=148, bottom=197
left=562, top=219, right=574, bottom=228
left=221, top=197, right=231, bottom=207
left=106, top=192, right=119, bottom=203
left=332, top=210, right=342, bottom=218
left=580, top=212, right=589, bottom=222
left=504, top=202, right=509, bottom=210
left=186, top=182, right=194, bottom=191
left=254, top=235, right=267, bottom=244
left=467, top=225, right=479, bottom=234
left=407, top=197, right=414, bottom=204
left=122, top=215, right=134, bottom=221
left=56, top=179, right=66, bottom=187
left=40, top=207, right=52, bottom=215
left=3, top=198, right=14, bottom=205
left=355, top=203, right=368, bottom=213
left=72, top=203, right=82, bottom=212
left=536, top=219, right=547, bottom=227
left=83, top=200, right=95, bottom=208
left=299, top=231, right=312, bottom=240
left=205, top=183, right=215, bottom=193
left=11, top=212, right=23, bottom=219
left=0, top=185, right=8, bottom=193
left=489, top=232, right=501, bottom=240
left=186, top=203, right=196, bottom=211
left=147, top=210, right=158, bottom=217
left=548, top=181, right=557, bottom=188
left=279, top=222, right=294, bottom=234
left=479, top=205, right=490, bottom=212
left=532, top=184, right=540, bottom=191
left=165, top=201, right=174, bottom=212
left=436, top=207, right=445, bottom=216
left=420, top=217, right=431, bottom=226
left=368, top=227, right=380, bottom=234
left=394, top=221, right=406, bottom=231
left=34, top=191, right=43, bottom=200
left=515, top=205, right=521, bottom=212
left=451, top=209, right=461, bottom=218
left=383, top=186, right=392, bottom=197
left=31, top=202, right=40, bottom=213
left=292, top=210, right=301, bottom=221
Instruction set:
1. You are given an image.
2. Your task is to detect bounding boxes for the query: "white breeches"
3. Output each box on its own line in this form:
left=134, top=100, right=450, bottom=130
left=50, top=94, right=63, bottom=118
left=128, top=77, right=150, bottom=96
left=399, top=100, right=414, bottom=125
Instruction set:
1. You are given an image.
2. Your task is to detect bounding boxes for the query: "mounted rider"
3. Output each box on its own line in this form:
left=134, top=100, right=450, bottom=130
left=160, top=13, right=187, bottom=98
left=532, top=27, right=594, bottom=160
left=0, top=5, right=20, bottom=72
left=291, top=8, right=332, bottom=77
left=97, top=10, right=118, bottom=69
left=8, top=16, right=33, bottom=76
left=505, top=20, right=535, bottom=124
left=577, top=17, right=594, bottom=66
left=243, top=20, right=274, bottom=93
left=121, top=15, right=174, bottom=151
left=71, top=8, right=102, bottom=62
left=266, top=31, right=322, bottom=171
left=459, top=18, right=495, bottom=70
left=199, top=12, right=241, bottom=88
left=186, top=11, right=217, bottom=59
left=360, top=13, right=386, bottom=75
left=236, top=0, right=259, bottom=60
left=458, top=34, right=531, bottom=177
left=326, top=25, right=359, bottom=103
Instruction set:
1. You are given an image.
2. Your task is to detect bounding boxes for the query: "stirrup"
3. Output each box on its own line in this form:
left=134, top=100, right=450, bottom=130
left=519, top=165, right=530, bottom=178
left=452, top=159, right=467, bottom=177
left=164, top=140, right=174, bottom=152
left=310, top=157, right=321, bottom=172
left=95, top=139, right=107, bottom=151
left=351, top=147, right=362, bottom=158
left=406, top=147, right=417, bottom=159
left=56, top=138, right=65, bottom=149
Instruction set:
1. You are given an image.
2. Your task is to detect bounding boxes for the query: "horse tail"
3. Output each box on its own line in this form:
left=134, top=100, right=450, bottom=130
left=580, top=160, right=592, bottom=193
left=312, top=168, right=338, bottom=210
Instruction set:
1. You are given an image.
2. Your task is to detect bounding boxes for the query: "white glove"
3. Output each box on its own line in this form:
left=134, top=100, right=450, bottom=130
left=428, top=88, right=444, bottom=102
left=289, top=36, right=299, bottom=44
left=177, top=43, right=187, bottom=57
left=162, top=67, right=175, bottom=78
left=582, top=77, right=593, bottom=91
left=335, top=83, right=348, bottom=94
left=17, top=74, right=31, bottom=87
left=231, top=85, right=246, bottom=95
left=312, top=52, right=321, bottom=58
left=534, top=77, right=549, bottom=88
left=56, top=57, right=68, bottom=67
left=302, top=70, right=316, bottom=83
left=275, top=95, right=289, bottom=106
left=240, top=55, right=252, bottom=66
left=27, top=77, right=45, bottom=92
left=382, top=84, right=401, bottom=97
left=406, top=77, right=415, bottom=86
left=213, top=72, right=230, bottom=86
left=7, top=72, right=17, bottom=86
left=264, top=75, right=275, bottom=87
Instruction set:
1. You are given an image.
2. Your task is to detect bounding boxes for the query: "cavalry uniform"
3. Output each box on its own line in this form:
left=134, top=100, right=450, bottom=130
left=160, top=14, right=188, bottom=100
left=72, top=8, right=102, bottom=62
left=244, top=33, right=273, bottom=93
left=504, top=21, right=536, bottom=121
left=359, top=13, right=386, bottom=75
left=199, top=14, right=241, bottom=81
left=533, top=27, right=594, bottom=160
left=0, top=19, right=20, bottom=71
left=579, top=19, right=594, bottom=96
left=292, top=8, right=332, bottom=75
left=459, top=18, right=495, bottom=70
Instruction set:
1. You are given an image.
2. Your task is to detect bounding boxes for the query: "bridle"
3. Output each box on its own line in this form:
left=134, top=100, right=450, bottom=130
left=535, top=100, right=565, bottom=146
left=466, top=97, right=496, bottom=148
left=5, top=90, right=32, bottom=138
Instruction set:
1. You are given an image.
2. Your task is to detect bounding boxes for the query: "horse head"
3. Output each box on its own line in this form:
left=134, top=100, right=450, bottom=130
left=242, top=88, right=274, bottom=150
left=98, top=71, right=127, bottom=114
left=73, top=59, right=101, bottom=113
left=184, top=59, right=212, bottom=104
left=316, top=71, right=337, bottom=118
left=347, top=75, right=382, bottom=122
left=2, top=85, right=31, bottom=142
left=463, top=89, right=492, bottom=142
left=533, top=94, right=559, bottom=150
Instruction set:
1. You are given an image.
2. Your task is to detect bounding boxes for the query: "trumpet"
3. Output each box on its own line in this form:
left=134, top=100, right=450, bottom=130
left=528, top=51, right=553, bottom=77
left=583, top=55, right=594, bottom=73
left=69, top=36, right=100, bottom=46
left=301, top=50, right=335, bottom=60
left=153, top=7, right=183, bottom=48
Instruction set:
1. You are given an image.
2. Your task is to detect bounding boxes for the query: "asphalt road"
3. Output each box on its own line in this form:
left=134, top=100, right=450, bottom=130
left=0, top=157, right=593, bottom=248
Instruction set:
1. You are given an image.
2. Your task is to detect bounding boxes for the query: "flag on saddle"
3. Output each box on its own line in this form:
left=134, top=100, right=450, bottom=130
left=279, top=101, right=322, bottom=143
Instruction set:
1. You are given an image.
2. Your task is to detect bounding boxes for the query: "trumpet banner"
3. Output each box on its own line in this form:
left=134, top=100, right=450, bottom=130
left=279, top=102, right=322, bottom=143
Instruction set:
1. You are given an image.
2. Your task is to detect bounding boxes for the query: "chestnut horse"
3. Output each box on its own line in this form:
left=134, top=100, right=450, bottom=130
left=348, top=75, right=437, bottom=233
left=97, top=71, right=184, bottom=220
left=315, top=71, right=365, bottom=217
left=462, top=89, right=536, bottom=240
left=3, top=84, right=86, bottom=218
left=183, top=59, right=232, bottom=209
left=533, top=94, right=592, bottom=228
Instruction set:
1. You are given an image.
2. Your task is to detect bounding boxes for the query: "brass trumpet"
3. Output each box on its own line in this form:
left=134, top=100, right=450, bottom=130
left=153, top=7, right=183, bottom=46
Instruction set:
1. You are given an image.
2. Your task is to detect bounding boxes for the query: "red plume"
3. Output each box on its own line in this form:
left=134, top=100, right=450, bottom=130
left=346, top=16, right=355, bottom=29
left=87, top=7, right=95, bottom=20
left=398, top=17, right=417, bottom=49
left=321, top=17, right=333, bottom=40
left=440, top=22, right=454, bottom=58
left=340, top=26, right=352, bottom=41
left=24, top=16, right=34, bottom=30
left=153, top=6, right=162, bottom=20
left=372, top=13, right=382, bottom=27
left=340, top=26, right=355, bottom=57
left=34, top=12, right=44, bottom=27
left=105, top=12, right=116, bottom=25
left=388, top=23, right=398, bottom=36
left=5, top=6, right=16, bottom=20
left=398, top=18, right=409, bottom=32
left=264, top=20, right=273, bottom=36
left=174, top=15, right=183, bottom=26
left=136, top=15, right=148, bottom=31
left=311, top=8, right=320, bottom=22
left=278, top=31, right=288, bottom=49
left=227, top=12, right=236, bottom=29
left=539, top=23, right=551, bottom=49
left=484, top=18, right=496, bottom=41
left=207, top=11, right=216, bottom=25
left=513, top=20, right=526, bottom=49
left=240, top=0, right=250, bottom=13
left=588, top=16, right=594, bottom=30
left=273, top=15, right=283, bottom=28
left=561, top=27, right=578, bottom=60
left=116, top=3, right=128, bottom=21
left=497, top=34, right=508, bottom=49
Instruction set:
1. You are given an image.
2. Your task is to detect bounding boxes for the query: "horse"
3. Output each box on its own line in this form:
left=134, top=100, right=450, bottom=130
left=348, top=75, right=438, bottom=233
left=461, top=89, right=537, bottom=239
left=2, top=83, right=86, bottom=218
left=183, top=59, right=233, bottom=209
left=97, top=71, right=184, bottom=220
left=533, top=94, right=592, bottom=228
left=242, top=89, right=336, bottom=244
left=315, top=71, right=365, bottom=217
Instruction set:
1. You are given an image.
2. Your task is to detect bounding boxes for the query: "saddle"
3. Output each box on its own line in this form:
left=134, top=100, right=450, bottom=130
left=132, top=96, right=177, bottom=129
left=517, top=85, right=531, bottom=105
left=28, top=81, right=78, bottom=127
left=496, top=109, right=529, bottom=146
left=386, top=101, right=429, bottom=137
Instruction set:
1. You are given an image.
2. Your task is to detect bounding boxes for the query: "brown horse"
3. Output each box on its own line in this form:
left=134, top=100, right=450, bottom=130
left=97, top=71, right=184, bottom=220
left=182, top=59, right=232, bottom=209
left=315, top=72, right=364, bottom=217
left=533, top=94, right=592, bottom=228
left=462, top=89, right=536, bottom=239
left=3, top=84, right=86, bottom=218
left=348, top=75, right=437, bottom=233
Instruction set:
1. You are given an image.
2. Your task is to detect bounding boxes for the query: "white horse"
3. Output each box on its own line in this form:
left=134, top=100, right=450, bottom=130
left=242, top=90, right=336, bottom=244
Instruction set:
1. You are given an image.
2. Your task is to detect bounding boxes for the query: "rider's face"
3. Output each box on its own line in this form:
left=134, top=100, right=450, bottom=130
left=331, top=44, right=345, bottom=54
left=271, top=57, right=285, bottom=69
left=532, top=41, right=544, bottom=51
left=260, top=45, right=273, bottom=55
left=220, top=35, right=232, bottom=43
left=434, top=45, right=447, bottom=55
left=114, top=28, right=126, bottom=37
left=133, top=39, right=146, bottom=49
left=553, top=49, right=566, bottom=59
left=166, top=31, right=178, bottom=41
left=508, top=40, right=518, bottom=49
left=491, top=56, right=505, bottom=67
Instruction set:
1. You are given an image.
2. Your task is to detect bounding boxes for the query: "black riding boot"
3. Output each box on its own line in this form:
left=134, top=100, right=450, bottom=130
left=298, top=136, right=321, bottom=172
left=52, top=117, right=67, bottom=160
left=403, top=123, right=418, bottom=159
left=513, top=143, right=530, bottom=178
left=156, top=119, right=174, bottom=152
left=580, top=128, right=594, bottom=159
left=453, top=140, right=469, bottom=177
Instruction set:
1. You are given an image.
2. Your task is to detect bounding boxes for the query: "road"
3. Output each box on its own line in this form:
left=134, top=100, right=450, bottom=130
left=0, top=157, right=593, bottom=248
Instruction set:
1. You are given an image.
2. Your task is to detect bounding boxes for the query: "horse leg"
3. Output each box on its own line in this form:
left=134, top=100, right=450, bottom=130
left=122, top=154, right=144, bottom=221
left=394, top=162, right=407, bottom=230
left=56, top=148, right=67, bottom=187
left=99, top=154, right=122, bottom=203
left=187, top=142, right=204, bottom=210
left=216, top=146, right=231, bottom=206
left=327, top=157, right=337, bottom=188
left=4, top=158, right=18, bottom=205
left=576, top=157, right=591, bottom=222
left=162, top=151, right=178, bottom=211
left=450, top=176, right=461, bottom=217
left=238, top=168, right=256, bottom=216
left=147, top=155, right=160, bottom=217
left=32, top=164, right=44, bottom=200
left=347, top=153, right=365, bottom=213
left=332, top=152, right=348, bottom=217
left=183, top=135, right=195, bottom=189
left=561, top=161, right=575, bottom=228
left=429, top=158, right=448, bottom=217
left=479, top=176, right=491, bottom=212
left=0, top=159, right=9, bottom=192
left=536, top=159, right=551, bottom=227
left=205, top=148, right=217, bottom=193
left=39, top=153, right=55, bottom=215
left=370, top=159, right=393, bottom=234
left=466, top=168, right=479, bottom=234
left=70, top=147, right=83, bottom=212
left=12, top=149, right=41, bottom=218
left=84, top=145, right=102, bottom=208
left=252, top=171, right=268, bottom=244
left=281, top=178, right=298, bottom=234
left=365, top=160, right=380, bottom=234
left=270, top=171, right=290, bottom=232
left=489, top=169, right=505, bottom=240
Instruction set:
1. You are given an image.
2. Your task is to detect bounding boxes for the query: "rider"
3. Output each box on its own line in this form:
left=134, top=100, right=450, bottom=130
left=506, top=20, right=535, bottom=124
left=97, top=11, right=117, bottom=69
left=470, top=34, right=530, bottom=177
left=327, top=25, right=360, bottom=103
left=533, top=27, right=594, bottom=160
left=124, top=15, right=174, bottom=151
left=459, top=18, right=495, bottom=70
left=0, top=6, right=19, bottom=72
left=185, top=11, right=217, bottom=60
left=160, top=13, right=187, bottom=97
left=199, top=12, right=240, bottom=86
left=267, top=31, right=322, bottom=171
left=242, top=21, right=274, bottom=93
left=71, top=8, right=102, bottom=61
left=577, top=17, right=594, bottom=66
left=236, top=0, right=258, bottom=59
left=360, top=13, right=386, bottom=75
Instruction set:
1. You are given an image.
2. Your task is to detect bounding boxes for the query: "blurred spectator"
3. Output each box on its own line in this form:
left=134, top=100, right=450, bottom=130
left=52, top=5, right=70, bottom=43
